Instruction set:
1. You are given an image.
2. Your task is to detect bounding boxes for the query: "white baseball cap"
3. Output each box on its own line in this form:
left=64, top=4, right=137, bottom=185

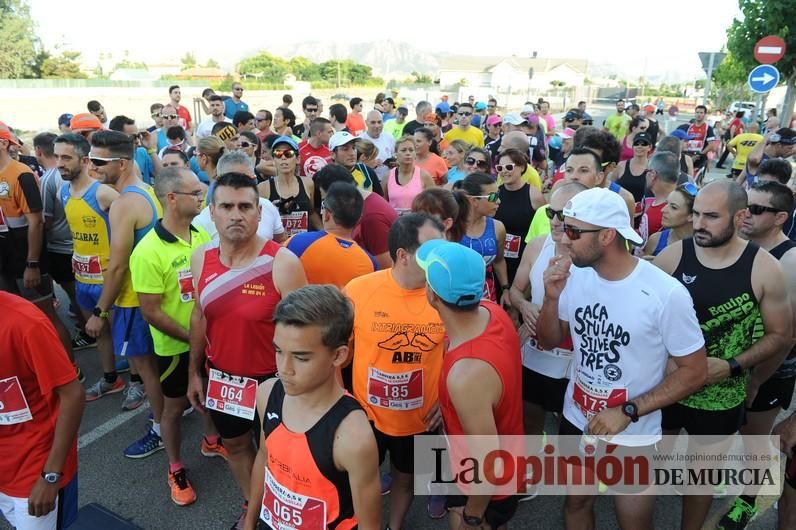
left=329, top=131, right=357, bottom=151
left=503, top=113, right=525, bottom=126
left=562, top=187, right=643, bottom=245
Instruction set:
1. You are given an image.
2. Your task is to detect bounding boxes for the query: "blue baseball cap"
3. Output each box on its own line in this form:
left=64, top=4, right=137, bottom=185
left=416, top=240, right=484, bottom=307
left=271, top=135, right=298, bottom=152
left=670, top=129, right=695, bottom=141
left=435, top=102, right=452, bottom=114
left=58, top=113, right=74, bottom=127
left=474, top=101, right=487, bottom=111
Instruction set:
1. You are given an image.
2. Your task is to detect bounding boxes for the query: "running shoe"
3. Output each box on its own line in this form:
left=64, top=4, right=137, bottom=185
left=230, top=501, right=248, bottom=530
left=71, top=333, right=96, bottom=351
left=116, top=358, right=130, bottom=373
left=427, top=494, right=447, bottom=519
left=122, top=382, right=146, bottom=411
left=518, top=484, right=539, bottom=503
left=717, top=497, right=757, bottom=530
left=381, top=472, right=392, bottom=495
left=85, top=377, right=125, bottom=402
left=201, top=437, right=229, bottom=461
left=75, top=365, right=86, bottom=384
left=168, top=468, right=197, bottom=506
left=123, top=428, right=164, bottom=459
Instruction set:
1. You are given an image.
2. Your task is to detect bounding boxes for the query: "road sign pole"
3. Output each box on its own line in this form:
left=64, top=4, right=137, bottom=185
left=703, top=53, right=715, bottom=107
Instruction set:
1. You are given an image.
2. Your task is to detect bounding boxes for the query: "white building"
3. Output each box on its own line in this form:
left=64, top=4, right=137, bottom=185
left=438, top=56, right=588, bottom=92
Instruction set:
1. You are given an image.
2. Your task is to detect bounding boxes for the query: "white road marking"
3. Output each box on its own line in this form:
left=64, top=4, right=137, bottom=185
left=78, top=405, right=150, bottom=450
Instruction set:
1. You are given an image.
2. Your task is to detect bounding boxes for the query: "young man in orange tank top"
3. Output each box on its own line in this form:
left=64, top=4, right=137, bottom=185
left=245, top=285, right=381, bottom=530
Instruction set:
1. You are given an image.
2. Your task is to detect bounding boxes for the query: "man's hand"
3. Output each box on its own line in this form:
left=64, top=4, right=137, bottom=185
left=28, top=477, right=59, bottom=517
left=542, top=255, right=572, bottom=301
left=587, top=406, right=631, bottom=437
left=84, top=314, right=105, bottom=338
left=499, top=290, right=511, bottom=310
left=519, top=302, right=540, bottom=337
left=187, top=373, right=206, bottom=413
left=23, top=266, right=41, bottom=289
left=423, top=402, right=442, bottom=432
left=140, top=130, right=157, bottom=150
left=705, top=357, right=731, bottom=385
left=773, top=414, right=796, bottom=458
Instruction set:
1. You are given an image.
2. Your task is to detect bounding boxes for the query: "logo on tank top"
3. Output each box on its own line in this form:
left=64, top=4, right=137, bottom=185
left=82, top=215, right=97, bottom=228
left=681, top=273, right=697, bottom=285
left=376, top=330, right=440, bottom=364
left=266, top=412, right=279, bottom=421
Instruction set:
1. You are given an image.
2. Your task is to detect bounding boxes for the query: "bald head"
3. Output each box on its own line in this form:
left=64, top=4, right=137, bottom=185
left=550, top=181, right=588, bottom=208
left=747, top=122, right=760, bottom=133
left=501, top=131, right=530, bottom=152
left=700, top=179, right=748, bottom=216
left=366, top=110, right=384, bottom=137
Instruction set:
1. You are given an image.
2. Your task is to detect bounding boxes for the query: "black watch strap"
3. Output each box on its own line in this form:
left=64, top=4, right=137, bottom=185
left=463, top=511, right=484, bottom=526
left=727, top=357, right=743, bottom=378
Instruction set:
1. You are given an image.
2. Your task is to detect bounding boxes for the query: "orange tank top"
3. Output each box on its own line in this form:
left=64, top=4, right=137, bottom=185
left=259, top=381, right=360, bottom=530
left=345, top=269, right=446, bottom=436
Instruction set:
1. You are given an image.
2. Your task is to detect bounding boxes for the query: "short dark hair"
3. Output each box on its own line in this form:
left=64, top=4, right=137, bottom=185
left=279, top=107, right=296, bottom=128
left=208, top=95, right=224, bottom=103
left=162, top=148, right=189, bottom=164
left=87, top=100, right=102, bottom=112
left=169, top=85, right=180, bottom=94
left=282, top=94, right=293, bottom=104
left=202, top=88, right=215, bottom=98
left=302, top=96, right=318, bottom=110
left=695, top=105, right=708, bottom=113
left=314, top=164, right=356, bottom=192
left=91, top=130, right=134, bottom=159
left=329, top=103, right=348, bottom=123
left=568, top=147, right=603, bottom=172
left=323, top=181, right=363, bottom=229
left=383, top=97, right=395, bottom=107
left=212, top=172, right=258, bottom=205
left=628, top=104, right=640, bottom=113
left=574, top=127, right=620, bottom=165
left=387, top=212, right=444, bottom=261
left=166, top=125, right=186, bottom=141
left=232, top=111, right=254, bottom=128
left=752, top=180, right=794, bottom=213
left=349, top=97, right=363, bottom=109
left=150, top=102, right=164, bottom=113
left=33, top=132, right=57, bottom=157
left=108, top=115, right=135, bottom=132
left=54, top=133, right=90, bottom=157
left=458, top=102, right=474, bottom=111
left=759, top=158, right=793, bottom=184
left=453, top=172, right=494, bottom=197
left=273, top=285, right=354, bottom=349
left=309, top=117, right=331, bottom=137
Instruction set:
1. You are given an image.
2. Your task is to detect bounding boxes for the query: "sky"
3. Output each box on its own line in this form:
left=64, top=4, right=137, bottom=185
left=28, top=0, right=742, bottom=80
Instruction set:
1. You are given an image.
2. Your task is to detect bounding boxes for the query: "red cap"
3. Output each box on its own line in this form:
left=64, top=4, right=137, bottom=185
left=70, top=113, right=103, bottom=131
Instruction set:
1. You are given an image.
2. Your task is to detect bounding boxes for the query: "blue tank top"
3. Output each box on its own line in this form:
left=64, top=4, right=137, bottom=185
left=460, top=216, right=498, bottom=267
left=122, top=185, right=159, bottom=245
left=652, top=229, right=670, bottom=256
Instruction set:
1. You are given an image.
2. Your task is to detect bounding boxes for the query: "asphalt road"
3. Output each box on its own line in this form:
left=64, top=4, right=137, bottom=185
left=3, top=109, right=792, bottom=530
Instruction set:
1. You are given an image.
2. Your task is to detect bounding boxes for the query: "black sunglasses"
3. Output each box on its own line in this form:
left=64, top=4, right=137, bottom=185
left=633, top=141, right=651, bottom=147
left=545, top=207, right=565, bottom=222
left=465, top=157, right=488, bottom=169
left=239, top=142, right=252, bottom=148
left=458, top=111, right=473, bottom=117
left=563, top=223, right=603, bottom=240
left=748, top=204, right=784, bottom=215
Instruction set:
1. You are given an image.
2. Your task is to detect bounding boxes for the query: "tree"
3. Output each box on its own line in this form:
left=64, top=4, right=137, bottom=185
left=0, top=0, right=41, bottom=77
left=238, top=52, right=289, bottom=83
left=39, top=50, right=86, bottom=79
left=712, top=51, right=751, bottom=108
left=289, top=56, right=321, bottom=81
left=205, top=58, right=219, bottom=68
left=181, top=52, right=197, bottom=70
left=726, top=0, right=796, bottom=123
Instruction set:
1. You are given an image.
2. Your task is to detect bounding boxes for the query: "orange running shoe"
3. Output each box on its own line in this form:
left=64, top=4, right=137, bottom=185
left=200, top=436, right=229, bottom=461
left=168, top=468, right=197, bottom=506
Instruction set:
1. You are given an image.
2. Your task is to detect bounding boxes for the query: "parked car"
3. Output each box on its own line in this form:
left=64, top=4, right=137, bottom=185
left=728, top=101, right=757, bottom=114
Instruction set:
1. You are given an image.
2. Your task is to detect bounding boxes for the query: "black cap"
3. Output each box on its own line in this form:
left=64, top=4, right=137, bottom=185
left=633, top=132, right=653, bottom=145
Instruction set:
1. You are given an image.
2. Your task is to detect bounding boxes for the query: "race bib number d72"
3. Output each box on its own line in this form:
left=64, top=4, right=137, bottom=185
left=206, top=369, right=257, bottom=420
left=281, top=211, right=308, bottom=237
left=261, top=469, right=326, bottom=530
left=0, top=376, right=33, bottom=425
left=367, top=367, right=423, bottom=410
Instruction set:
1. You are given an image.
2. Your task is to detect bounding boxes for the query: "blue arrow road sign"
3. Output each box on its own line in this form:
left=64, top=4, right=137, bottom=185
left=748, top=64, right=780, bottom=93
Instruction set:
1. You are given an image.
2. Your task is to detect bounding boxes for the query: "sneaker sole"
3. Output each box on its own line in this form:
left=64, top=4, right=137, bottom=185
left=427, top=505, right=446, bottom=519
left=124, top=445, right=164, bottom=459
left=200, top=449, right=228, bottom=461
left=85, top=384, right=125, bottom=402
left=122, top=399, right=146, bottom=411
left=171, top=494, right=197, bottom=507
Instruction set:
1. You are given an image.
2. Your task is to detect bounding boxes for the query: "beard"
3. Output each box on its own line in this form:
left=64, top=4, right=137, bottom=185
left=694, top=221, right=735, bottom=248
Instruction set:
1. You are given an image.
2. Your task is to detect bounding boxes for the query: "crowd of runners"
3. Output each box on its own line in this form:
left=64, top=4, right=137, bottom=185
left=1, top=82, right=796, bottom=530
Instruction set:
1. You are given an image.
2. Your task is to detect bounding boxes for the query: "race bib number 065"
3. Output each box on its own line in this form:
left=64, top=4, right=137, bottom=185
left=261, top=469, right=326, bottom=530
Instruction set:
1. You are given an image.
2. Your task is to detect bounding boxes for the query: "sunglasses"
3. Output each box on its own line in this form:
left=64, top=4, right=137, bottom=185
left=458, top=111, right=473, bottom=117
left=161, top=114, right=178, bottom=120
left=255, top=117, right=269, bottom=122
left=471, top=192, right=499, bottom=203
left=239, top=142, right=252, bottom=148
left=171, top=190, right=204, bottom=198
left=633, top=141, right=651, bottom=147
left=273, top=148, right=296, bottom=159
left=495, top=164, right=515, bottom=173
left=487, top=105, right=497, bottom=108
left=89, top=156, right=128, bottom=167
left=305, top=107, right=318, bottom=113
left=151, top=112, right=162, bottom=118
left=747, top=204, right=784, bottom=215
left=545, top=207, right=565, bottom=222
left=563, top=223, right=603, bottom=240
left=678, top=182, right=698, bottom=197
left=465, top=157, right=489, bottom=169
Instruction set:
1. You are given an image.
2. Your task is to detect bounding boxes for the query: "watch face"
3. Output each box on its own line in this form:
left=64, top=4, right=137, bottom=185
left=623, top=403, right=636, bottom=415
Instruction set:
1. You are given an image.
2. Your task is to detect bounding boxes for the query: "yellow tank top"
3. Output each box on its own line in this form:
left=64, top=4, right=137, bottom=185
left=115, top=184, right=163, bottom=307
left=63, top=180, right=111, bottom=285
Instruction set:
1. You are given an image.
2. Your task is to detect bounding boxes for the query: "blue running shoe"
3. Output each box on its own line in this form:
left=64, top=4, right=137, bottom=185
left=116, top=358, right=130, bottom=373
left=123, top=428, right=164, bottom=459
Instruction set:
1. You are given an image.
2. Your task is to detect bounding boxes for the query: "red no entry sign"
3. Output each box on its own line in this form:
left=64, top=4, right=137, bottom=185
left=755, top=35, right=787, bottom=64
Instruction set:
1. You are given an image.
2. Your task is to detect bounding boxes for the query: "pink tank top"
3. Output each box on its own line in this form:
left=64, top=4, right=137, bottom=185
left=387, top=166, right=422, bottom=214
left=620, top=135, right=634, bottom=161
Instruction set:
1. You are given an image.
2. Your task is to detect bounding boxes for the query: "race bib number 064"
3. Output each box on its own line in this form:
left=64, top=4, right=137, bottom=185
left=205, top=369, right=257, bottom=420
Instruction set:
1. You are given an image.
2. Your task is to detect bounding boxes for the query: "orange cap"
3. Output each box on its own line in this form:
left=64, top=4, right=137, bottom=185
left=70, top=113, right=103, bottom=131
left=0, top=129, right=21, bottom=146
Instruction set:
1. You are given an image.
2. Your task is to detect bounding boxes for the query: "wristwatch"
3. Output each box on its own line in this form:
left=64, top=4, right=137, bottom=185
left=41, top=471, right=63, bottom=484
left=462, top=511, right=484, bottom=527
left=727, top=358, right=744, bottom=378
left=621, top=401, right=639, bottom=423
left=25, top=260, right=39, bottom=269
left=501, top=284, right=511, bottom=291
left=92, top=306, right=109, bottom=319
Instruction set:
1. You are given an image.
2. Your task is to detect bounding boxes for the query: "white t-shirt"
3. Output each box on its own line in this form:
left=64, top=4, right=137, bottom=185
left=360, top=131, right=395, bottom=161
left=195, top=116, right=232, bottom=139
left=193, top=197, right=284, bottom=241
left=522, top=235, right=573, bottom=379
left=558, top=258, right=704, bottom=446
